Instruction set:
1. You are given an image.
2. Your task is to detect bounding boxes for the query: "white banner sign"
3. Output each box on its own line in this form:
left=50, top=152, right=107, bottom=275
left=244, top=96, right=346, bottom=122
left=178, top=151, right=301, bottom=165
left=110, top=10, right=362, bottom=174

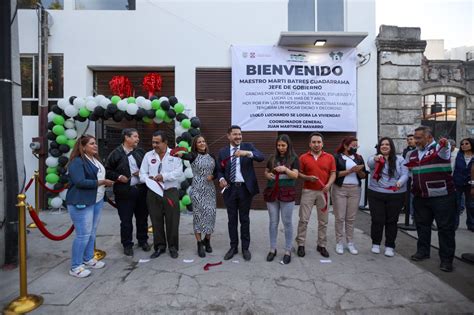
left=231, top=46, right=357, bottom=132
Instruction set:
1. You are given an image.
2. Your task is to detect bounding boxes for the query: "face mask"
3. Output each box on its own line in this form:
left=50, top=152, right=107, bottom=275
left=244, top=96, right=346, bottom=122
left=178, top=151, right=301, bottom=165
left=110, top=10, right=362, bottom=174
left=348, top=147, right=357, bottom=155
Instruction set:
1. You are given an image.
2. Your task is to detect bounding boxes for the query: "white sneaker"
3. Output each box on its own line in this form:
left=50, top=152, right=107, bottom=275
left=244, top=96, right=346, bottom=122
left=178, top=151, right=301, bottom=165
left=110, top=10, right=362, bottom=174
left=371, top=244, right=380, bottom=254
left=335, top=242, right=344, bottom=255
left=384, top=247, right=395, bottom=257
left=69, top=265, right=91, bottom=278
left=347, top=243, right=358, bottom=255
left=84, top=258, right=105, bottom=269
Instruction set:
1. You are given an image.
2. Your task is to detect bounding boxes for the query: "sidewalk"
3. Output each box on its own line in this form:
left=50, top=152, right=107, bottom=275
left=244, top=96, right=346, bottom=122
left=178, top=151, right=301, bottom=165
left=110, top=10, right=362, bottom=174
left=1, top=205, right=473, bottom=314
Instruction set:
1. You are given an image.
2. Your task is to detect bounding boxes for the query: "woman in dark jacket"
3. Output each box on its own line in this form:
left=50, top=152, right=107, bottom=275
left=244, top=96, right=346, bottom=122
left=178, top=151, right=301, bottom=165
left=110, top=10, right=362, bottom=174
left=66, top=135, right=114, bottom=278
left=332, top=136, right=367, bottom=255
left=452, top=137, right=474, bottom=231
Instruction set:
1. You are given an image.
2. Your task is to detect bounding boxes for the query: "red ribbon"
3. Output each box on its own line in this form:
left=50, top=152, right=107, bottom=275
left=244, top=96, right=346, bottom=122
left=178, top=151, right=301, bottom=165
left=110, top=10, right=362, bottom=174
left=109, top=75, right=133, bottom=98
left=203, top=261, right=222, bottom=271
left=372, top=157, right=385, bottom=182
left=142, top=73, right=162, bottom=98
left=383, top=186, right=400, bottom=192
left=28, top=205, right=75, bottom=241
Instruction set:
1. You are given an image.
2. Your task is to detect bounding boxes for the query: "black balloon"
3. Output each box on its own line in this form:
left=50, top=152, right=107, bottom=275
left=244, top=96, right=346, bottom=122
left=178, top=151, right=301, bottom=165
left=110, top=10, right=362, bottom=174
left=186, top=178, right=193, bottom=186
left=58, top=156, right=69, bottom=166
left=146, top=109, right=156, bottom=118
left=167, top=109, right=176, bottom=119
left=180, top=180, right=190, bottom=191
left=57, top=166, right=67, bottom=175
left=125, top=113, right=134, bottom=121
left=94, top=106, right=105, bottom=117
left=169, top=96, right=178, bottom=106
left=59, top=175, right=69, bottom=184
left=150, top=95, right=158, bottom=101
left=189, top=128, right=201, bottom=137
left=181, top=132, right=192, bottom=143
left=54, top=183, right=64, bottom=190
left=75, top=116, right=87, bottom=122
left=107, top=103, right=118, bottom=114
left=176, top=136, right=183, bottom=144
left=50, top=141, right=59, bottom=149
left=59, top=144, right=70, bottom=153
left=176, top=113, right=188, bottom=122
left=190, top=117, right=201, bottom=128
left=160, top=100, right=170, bottom=111
left=47, top=121, right=55, bottom=130
left=178, top=189, right=186, bottom=199
left=88, top=113, right=99, bottom=121
left=186, top=204, right=193, bottom=212
left=113, top=111, right=124, bottom=122
left=136, top=108, right=146, bottom=119
left=103, top=111, right=111, bottom=120
left=47, top=131, right=56, bottom=141
left=69, top=96, right=76, bottom=105
left=49, top=148, right=61, bottom=157
left=51, top=105, right=63, bottom=115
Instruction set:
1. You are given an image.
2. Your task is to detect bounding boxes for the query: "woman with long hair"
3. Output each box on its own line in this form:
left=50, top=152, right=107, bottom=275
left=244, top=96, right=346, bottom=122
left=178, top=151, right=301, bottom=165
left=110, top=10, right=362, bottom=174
left=66, top=134, right=114, bottom=278
left=367, top=137, right=409, bottom=257
left=453, top=137, right=474, bottom=231
left=263, top=134, right=299, bottom=264
left=332, top=136, right=367, bottom=255
left=173, top=135, right=217, bottom=257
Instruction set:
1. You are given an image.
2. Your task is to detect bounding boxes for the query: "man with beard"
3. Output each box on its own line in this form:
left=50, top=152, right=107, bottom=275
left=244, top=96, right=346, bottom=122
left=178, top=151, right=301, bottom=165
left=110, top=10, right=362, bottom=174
left=106, top=128, right=150, bottom=256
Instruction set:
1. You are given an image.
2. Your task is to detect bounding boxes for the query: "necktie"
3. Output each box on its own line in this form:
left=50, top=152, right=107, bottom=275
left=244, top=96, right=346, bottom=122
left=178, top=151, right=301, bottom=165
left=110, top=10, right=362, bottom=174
left=230, top=147, right=237, bottom=183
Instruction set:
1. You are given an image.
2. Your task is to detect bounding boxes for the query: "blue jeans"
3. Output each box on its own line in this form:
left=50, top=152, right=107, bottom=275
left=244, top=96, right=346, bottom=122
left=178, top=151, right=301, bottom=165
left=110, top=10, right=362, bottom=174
left=68, top=200, right=104, bottom=269
left=267, top=201, right=295, bottom=252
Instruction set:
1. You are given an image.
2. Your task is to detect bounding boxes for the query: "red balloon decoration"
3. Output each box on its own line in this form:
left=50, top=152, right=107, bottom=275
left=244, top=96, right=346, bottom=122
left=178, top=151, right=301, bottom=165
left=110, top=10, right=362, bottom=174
left=109, top=75, right=133, bottom=98
left=142, top=73, right=163, bottom=98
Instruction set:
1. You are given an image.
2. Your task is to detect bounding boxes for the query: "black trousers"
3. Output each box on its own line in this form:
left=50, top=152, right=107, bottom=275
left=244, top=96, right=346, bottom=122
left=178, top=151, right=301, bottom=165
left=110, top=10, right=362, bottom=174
left=413, top=193, right=456, bottom=263
left=147, top=188, right=180, bottom=251
left=367, top=190, right=405, bottom=248
left=223, top=183, right=252, bottom=250
left=115, top=185, right=149, bottom=248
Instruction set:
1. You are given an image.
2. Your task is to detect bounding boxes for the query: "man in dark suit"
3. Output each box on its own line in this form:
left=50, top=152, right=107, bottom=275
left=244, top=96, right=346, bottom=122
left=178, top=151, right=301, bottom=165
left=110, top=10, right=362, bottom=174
left=105, top=128, right=150, bottom=256
left=217, top=125, right=264, bottom=261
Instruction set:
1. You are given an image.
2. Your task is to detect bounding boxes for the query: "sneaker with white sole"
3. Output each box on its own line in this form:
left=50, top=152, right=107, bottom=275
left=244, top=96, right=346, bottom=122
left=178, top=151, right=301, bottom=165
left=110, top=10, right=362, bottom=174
left=335, top=242, right=344, bottom=255
left=69, top=265, right=91, bottom=278
left=371, top=244, right=380, bottom=254
left=347, top=243, right=358, bottom=255
left=384, top=247, right=395, bottom=257
left=84, top=258, right=105, bottom=269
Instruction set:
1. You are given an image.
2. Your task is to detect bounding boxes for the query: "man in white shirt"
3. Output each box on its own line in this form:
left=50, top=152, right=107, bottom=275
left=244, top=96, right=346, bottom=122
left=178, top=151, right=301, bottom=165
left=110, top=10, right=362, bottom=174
left=140, top=130, right=183, bottom=259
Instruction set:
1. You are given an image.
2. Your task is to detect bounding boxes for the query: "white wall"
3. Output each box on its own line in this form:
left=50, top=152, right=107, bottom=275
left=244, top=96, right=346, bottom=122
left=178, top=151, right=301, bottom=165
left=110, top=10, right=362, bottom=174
left=425, top=39, right=445, bottom=60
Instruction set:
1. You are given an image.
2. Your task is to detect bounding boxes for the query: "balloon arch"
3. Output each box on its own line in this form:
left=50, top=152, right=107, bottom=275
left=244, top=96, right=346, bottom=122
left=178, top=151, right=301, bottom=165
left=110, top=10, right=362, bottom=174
left=44, top=94, right=199, bottom=212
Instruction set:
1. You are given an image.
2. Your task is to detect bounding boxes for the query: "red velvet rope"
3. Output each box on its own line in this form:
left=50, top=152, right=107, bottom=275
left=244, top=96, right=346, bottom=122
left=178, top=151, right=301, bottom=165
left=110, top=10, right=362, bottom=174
left=27, top=205, right=75, bottom=241
left=37, top=177, right=67, bottom=193
left=204, top=261, right=222, bottom=271
left=22, top=176, right=35, bottom=194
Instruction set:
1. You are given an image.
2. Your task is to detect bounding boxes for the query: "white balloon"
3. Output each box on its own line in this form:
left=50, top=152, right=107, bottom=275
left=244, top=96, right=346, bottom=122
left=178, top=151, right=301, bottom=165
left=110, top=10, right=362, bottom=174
left=64, top=119, right=75, bottom=129
left=47, top=112, right=56, bottom=122
left=136, top=96, right=146, bottom=107
left=59, top=189, right=68, bottom=200
left=183, top=160, right=191, bottom=168
left=142, top=99, right=152, bottom=110
left=73, top=98, right=85, bottom=109
left=99, top=97, right=110, bottom=109
left=65, top=129, right=77, bottom=140
left=85, top=100, right=97, bottom=111
left=57, top=98, right=69, bottom=109
left=64, top=105, right=79, bottom=118
left=50, top=197, right=63, bottom=209
left=45, top=182, right=55, bottom=190
left=94, top=95, right=104, bottom=103
left=186, top=186, right=192, bottom=195
left=184, top=167, right=193, bottom=178
left=85, top=96, right=95, bottom=102
left=153, top=117, right=163, bottom=124
left=158, top=96, right=169, bottom=103
left=126, top=103, right=138, bottom=115
left=45, top=157, right=59, bottom=167
left=117, top=99, right=128, bottom=111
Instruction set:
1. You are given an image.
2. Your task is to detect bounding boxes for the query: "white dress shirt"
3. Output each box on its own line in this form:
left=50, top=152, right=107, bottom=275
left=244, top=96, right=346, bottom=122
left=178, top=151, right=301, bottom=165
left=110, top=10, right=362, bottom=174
left=85, top=156, right=106, bottom=203
left=123, top=146, right=140, bottom=186
left=139, top=147, right=183, bottom=190
left=230, top=145, right=245, bottom=183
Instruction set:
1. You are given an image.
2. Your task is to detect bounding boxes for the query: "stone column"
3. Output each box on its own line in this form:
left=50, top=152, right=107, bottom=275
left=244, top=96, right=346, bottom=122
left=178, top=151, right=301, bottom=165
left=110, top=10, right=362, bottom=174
left=376, top=25, right=427, bottom=152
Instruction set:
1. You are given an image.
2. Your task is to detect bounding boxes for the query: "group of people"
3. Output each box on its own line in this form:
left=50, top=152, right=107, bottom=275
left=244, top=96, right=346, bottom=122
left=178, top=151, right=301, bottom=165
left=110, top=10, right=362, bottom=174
left=64, top=125, right=465, bottom=278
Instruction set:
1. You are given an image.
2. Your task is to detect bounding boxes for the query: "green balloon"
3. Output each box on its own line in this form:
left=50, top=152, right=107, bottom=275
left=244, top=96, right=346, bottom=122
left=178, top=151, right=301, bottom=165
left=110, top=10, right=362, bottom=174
left=46, top=167, right=57, bottom=174
left=178, top=141, right=189, bottom=149
left=52, top=125, right=65, bottom=136
left=53, top=115, right=65, bottom=125
left=56, top=135, right=68, bottom=145
left=111, top=95, right=121, bottom=105
left=79, top=107, right=90, bottom=118
left=127, top=97, right=136, bottom=104
left=67, top=139, right=76, bottom=148
left=156, top=109, right=166, bottom=119
left=45, top=173, right=59, bottom=184
left=47, top=197, right=52, bottom=207
left=142, top=117, right=152, bottom=124
left=163, top=116, right=172, bottom=123
left=182, top=194, right=191, bottom=206
left=188, top=146, right=192, bottom=152
left=151, top=99, right=161, bottom=110
left=174, top=103, right=185, bottom=114
left=181, top=119, right=191, bottom=129
left=179, top=201, right=186, bottom=211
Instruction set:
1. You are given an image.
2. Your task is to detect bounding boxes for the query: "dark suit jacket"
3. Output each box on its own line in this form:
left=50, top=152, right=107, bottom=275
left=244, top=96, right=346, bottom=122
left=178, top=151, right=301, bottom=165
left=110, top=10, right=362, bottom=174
left=66, top=157, right=99, bottom=206
left=217, top=142, right=265, bottom=196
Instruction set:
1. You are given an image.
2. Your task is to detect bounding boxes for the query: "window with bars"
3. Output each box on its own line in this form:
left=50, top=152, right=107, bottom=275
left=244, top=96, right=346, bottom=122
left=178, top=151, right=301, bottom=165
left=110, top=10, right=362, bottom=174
left=18, top=0, right=63, bottom=9
left=20, top=55, right=64, bottom=115
left=422, top=94, right=457, bottom=121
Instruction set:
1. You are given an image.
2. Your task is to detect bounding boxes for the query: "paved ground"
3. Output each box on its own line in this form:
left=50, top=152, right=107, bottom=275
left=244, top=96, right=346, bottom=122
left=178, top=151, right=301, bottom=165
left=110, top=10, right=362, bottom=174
left=1, top=205, right=473, bottom=314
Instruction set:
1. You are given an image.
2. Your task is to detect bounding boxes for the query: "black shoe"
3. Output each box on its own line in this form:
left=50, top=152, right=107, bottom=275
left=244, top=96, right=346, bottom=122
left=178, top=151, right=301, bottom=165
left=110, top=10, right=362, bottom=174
left=139, top=243, right=151, bottom=252
left=224, top=247, right=238, bottom=260
left=197, top=241, right=206, bottom=258
left=266, top=250, right=277, bottom=262
left=410, top=252, right=430, bottom=261
left=242, top=249, right=251, bottom=261
left=283, top=254, right=291, bottom=265
left=150, top=248, right=165, bottom=259
left=124, top=246, right=134, bottom=256
left=297, top=246, right=305, bottom=257
left=317, top=246, right=330, bottom=258
left=169, top=248, right=179, bottom=259
left=203, top=237, right=213, bottom=253
left=440, top=261, right=453, bottom=272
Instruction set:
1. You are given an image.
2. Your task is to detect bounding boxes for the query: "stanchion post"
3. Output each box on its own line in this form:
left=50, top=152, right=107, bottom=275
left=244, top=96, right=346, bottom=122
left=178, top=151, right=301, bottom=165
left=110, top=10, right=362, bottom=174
left=4, top=194, right=43, bottom=314
left=148, top=225, right=153, bottom=234
left=27, top=171, right=39, bottom=229
left=94, top=241, right=106, bottom=261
